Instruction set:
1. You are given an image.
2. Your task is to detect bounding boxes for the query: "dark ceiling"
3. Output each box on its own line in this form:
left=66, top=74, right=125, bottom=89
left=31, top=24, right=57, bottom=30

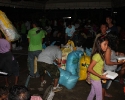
left=11, top=0, right=47, bottom=2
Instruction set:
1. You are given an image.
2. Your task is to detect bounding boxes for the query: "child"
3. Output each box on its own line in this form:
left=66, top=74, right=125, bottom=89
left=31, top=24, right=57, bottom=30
left=0, top=30, right=19, bottom=87
left=8, top=85, right=30, bottom=100
left=87, top=35, right=109, bottom=100
left=0, top=86, right=9, bottom=100
left=86, top=23, right=108, bottom=84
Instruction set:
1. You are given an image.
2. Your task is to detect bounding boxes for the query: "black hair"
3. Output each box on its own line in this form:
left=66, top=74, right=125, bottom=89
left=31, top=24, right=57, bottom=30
left=106, top=31, right=118, bottom=51
left=100, top=22, right=108, bottom=27
left=66, top=21, right=72, bottom=27
left=0, top=86, right=9, bottom=97
left=92, top=35, right=108, bottom=60
left=106, top=15, right=113, bottom=19
left=54, top=41, right=61, bottom=47
left=31, top=20, right=39, bottom=27
left=8, top=85, right=30, bottom=100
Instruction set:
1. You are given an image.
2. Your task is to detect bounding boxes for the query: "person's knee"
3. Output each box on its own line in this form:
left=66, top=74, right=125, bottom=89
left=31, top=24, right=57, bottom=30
left=51, top=69, right=60, bottom=79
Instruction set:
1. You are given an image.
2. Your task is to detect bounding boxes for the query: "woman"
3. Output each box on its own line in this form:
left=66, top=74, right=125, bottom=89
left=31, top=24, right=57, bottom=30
left=102, top=32, right=125, bottom=99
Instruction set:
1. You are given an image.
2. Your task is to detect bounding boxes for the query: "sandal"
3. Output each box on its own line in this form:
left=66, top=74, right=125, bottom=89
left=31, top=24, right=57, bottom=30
left=105, top=94, right=112, bottom=97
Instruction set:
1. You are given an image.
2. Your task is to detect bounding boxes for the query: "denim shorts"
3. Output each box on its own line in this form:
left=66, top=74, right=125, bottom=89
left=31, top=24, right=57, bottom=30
left=102, top=70, right=115, bottom=89
left=102, top=79, right=112, bottom=89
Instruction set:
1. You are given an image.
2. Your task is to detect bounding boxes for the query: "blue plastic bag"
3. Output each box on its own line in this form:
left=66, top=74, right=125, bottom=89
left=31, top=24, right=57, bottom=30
left=66, top=50, right=83, bottom=75
left=59, top=68, right=78, bottom=89
left=85, top=47, right=92, bottom=56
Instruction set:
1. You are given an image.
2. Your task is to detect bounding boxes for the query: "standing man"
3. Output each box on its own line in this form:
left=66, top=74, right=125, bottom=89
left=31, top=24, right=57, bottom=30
left=106, top=16, right=118, bottom=36
left=65, top=21, right=75, bottom=43
left=92, top=23, right=108, bottom=53
left=27, top=21, right=45, bottom=78
left=37, top=41, right=62, bottom=92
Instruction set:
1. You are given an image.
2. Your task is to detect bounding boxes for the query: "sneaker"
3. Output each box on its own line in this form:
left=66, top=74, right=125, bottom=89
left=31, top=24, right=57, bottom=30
left=41, top=80, right=46, bottom=87
left=52, top=86, right=63, bottom=92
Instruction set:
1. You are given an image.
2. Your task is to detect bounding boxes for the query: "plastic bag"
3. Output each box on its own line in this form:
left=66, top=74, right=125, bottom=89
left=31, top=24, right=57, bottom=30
left=66, top=50, right=83, bottom=75
left=78, top=54, right=91, bottom=80
left=59, top=68, right=78, bottom=89
left=0, top=10, right=20, bottom=42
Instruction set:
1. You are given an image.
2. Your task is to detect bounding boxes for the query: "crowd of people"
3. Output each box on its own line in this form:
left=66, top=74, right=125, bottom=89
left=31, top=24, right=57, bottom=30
left=0, top=14, right=125, bottom=100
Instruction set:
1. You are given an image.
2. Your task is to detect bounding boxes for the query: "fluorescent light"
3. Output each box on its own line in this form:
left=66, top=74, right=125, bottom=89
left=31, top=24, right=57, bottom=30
left=113, top=12, right=117, bottom=14
left=63, top=17, right=71, bottom=19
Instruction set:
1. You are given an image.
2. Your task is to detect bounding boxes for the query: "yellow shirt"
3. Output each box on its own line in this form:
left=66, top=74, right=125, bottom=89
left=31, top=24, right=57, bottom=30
left=90, top=53, right=104, bottom=80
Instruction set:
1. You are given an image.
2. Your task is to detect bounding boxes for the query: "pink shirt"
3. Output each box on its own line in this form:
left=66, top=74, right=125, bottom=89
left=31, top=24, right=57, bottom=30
left=0, top=39, right=10, bottom=53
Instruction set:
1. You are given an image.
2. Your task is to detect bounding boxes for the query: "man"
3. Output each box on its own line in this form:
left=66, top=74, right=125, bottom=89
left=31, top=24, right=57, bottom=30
left=106, top=16, right=119, bottom=50
left=27, top=21, right=45, bottom=78
left=92, top=23, right=108, bottom=53
left=65, top=21, right=75, bottom=43
left=37, top=41, right=62, bottom=92
left=106, top=16, right=118, bottom=36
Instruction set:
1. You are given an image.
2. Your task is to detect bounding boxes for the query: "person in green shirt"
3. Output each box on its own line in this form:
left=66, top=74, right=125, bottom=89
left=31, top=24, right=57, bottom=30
left=87, top=35, right=109, bottom=100
left=27, top=21, right=45, bottom=78
left=21, top=21, right=27, bottom=44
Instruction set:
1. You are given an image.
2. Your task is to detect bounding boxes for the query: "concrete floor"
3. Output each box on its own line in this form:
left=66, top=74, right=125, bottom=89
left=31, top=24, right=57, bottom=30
left=0, top=43, right=125, bottom=100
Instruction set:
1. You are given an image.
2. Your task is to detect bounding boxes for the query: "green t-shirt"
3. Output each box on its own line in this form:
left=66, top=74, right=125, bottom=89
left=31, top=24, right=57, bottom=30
left=27, top=28, right=45, bottom=51
left=90, top=53, right=104, bottom=80
left=21, top=23, right=27, bottom=34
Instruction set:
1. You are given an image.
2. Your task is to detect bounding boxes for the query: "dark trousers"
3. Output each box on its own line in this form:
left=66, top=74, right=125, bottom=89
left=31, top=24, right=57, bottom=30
left=0, top=51, right=13, bottom=75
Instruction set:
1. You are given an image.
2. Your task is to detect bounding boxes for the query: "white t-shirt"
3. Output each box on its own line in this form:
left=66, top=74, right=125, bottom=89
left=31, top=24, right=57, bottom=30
left=65, top=25, right=75, bottom=37
left=38, top=46, right=62, bottom=64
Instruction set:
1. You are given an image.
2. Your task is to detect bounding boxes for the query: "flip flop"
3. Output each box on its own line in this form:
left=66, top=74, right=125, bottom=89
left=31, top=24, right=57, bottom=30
left=105, top=94, right=112, bottom=97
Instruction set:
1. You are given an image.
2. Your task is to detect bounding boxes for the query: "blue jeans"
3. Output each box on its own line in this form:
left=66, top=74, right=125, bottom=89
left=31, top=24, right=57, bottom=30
left=28, top=50, right=42, bottom=77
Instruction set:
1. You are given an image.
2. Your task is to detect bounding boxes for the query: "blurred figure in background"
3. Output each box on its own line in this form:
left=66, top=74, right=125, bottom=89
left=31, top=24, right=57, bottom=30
left=27, top=21, right=45, bottom=78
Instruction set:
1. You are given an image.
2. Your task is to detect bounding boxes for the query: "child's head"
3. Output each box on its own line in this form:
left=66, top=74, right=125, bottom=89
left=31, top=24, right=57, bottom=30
left=92, top=35, right=108, bottom=59
left=8, top=85, right=30, bottom=100
left=66, top=21, right=72, bottom=28
left=106, top=16, right=113, bottom=25
left=0, top=86, right=9, bottom=100
left=100, top=23, right=108, bottom=35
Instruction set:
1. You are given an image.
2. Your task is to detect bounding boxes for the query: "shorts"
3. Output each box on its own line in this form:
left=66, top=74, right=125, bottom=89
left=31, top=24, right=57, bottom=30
left=102, top=79, right=112, bottom=89
left=0, top=51, right=13, bottom=74
left=102, top=70, right=114, bottom=89
left=37, top=62, right=60, bottom=79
